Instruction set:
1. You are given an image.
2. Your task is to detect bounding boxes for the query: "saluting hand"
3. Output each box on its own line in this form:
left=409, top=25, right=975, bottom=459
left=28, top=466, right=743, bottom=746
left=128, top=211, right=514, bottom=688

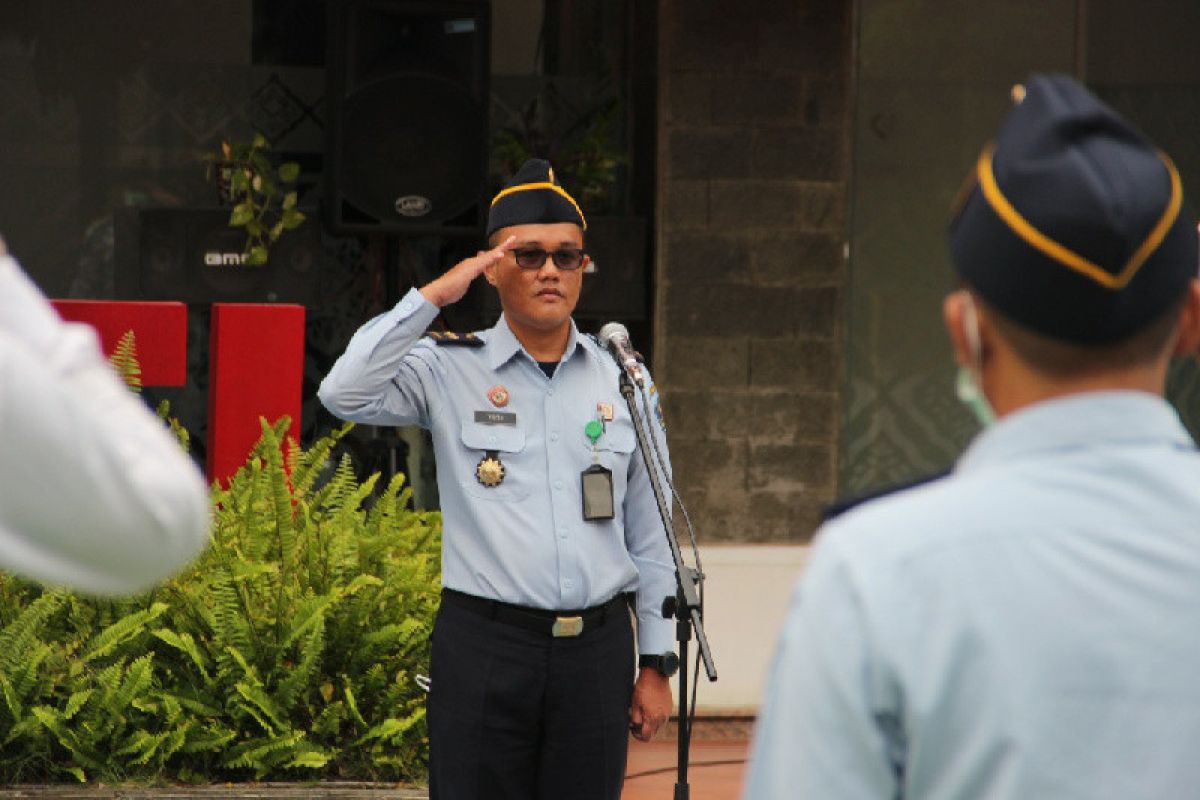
left=419, top=235, right=516, bottom=308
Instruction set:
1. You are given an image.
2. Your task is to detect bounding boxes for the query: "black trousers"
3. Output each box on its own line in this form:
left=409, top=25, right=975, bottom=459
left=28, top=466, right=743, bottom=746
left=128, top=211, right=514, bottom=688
left=427, top=592, right=635, bottom=800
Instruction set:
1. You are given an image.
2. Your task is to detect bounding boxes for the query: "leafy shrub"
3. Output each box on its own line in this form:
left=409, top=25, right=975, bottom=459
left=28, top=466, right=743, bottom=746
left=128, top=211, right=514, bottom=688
left=0, top=419, right=441, bottom=784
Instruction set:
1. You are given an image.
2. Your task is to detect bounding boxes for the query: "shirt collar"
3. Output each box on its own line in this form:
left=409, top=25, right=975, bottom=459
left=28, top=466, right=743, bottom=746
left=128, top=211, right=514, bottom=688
left=956, top=390, right=1194, bottom=474
left=486, top=314, right=584, bottom=371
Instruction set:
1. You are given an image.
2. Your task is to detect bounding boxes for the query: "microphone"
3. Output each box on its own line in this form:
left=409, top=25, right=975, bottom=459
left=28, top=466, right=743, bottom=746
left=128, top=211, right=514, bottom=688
left=598, top=322, right=644, bottom=386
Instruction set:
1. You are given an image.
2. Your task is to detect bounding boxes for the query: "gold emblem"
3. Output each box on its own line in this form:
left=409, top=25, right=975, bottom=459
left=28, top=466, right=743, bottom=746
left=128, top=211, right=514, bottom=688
left=476, top=454, right=505, bottom=487
left=488, top=384, right=510, bottom=407
left=548, top=166, right=556, bottom=184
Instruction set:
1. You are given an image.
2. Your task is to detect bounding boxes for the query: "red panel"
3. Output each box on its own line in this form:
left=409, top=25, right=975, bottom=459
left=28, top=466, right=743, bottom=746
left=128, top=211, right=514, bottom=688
left=50, top=300, right=188, bottom=386
left=207, top=304, right=306, bottom=485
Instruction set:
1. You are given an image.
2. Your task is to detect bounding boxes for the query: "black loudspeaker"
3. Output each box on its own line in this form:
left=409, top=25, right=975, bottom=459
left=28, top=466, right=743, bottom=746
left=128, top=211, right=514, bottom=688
left=325, top=0, right=490, bottom=235
left=136, top=208, right=323, bottom=305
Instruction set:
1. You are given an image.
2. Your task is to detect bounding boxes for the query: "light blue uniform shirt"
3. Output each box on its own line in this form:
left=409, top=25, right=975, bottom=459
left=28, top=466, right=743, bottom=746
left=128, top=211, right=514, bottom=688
left=746, top=391, right=1200, bottom=799
left=318, top=288, right=676, bottom=654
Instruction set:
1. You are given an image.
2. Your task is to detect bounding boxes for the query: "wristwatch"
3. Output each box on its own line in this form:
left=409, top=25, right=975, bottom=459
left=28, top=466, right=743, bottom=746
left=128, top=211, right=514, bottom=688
left=638, top=652, right=680, bottom=678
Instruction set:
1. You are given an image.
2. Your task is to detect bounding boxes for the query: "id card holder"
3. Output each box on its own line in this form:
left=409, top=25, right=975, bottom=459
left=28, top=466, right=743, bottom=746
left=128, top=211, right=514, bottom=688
left=581, top=464, right=615, bottom=521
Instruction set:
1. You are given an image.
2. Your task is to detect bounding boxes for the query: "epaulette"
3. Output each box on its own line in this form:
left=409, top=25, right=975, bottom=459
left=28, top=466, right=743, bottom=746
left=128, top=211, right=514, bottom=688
left=426, top=330, right=485, bottom=347
left=821, top=470, right=951, bottom=522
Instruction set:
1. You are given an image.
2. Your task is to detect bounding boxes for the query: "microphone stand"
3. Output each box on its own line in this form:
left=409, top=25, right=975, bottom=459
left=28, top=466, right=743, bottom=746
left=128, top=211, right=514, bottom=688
left=618, top=368, right=717, bottom=800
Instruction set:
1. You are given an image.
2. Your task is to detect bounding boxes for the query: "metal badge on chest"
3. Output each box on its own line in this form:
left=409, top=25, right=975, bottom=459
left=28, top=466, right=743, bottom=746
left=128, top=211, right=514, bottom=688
left=474, top=385, right=514, bottom=488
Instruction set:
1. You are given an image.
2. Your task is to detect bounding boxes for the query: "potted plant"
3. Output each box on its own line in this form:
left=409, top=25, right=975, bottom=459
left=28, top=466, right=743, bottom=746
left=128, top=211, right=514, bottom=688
left=205, top=132, right=306, bottom=266
left=491, top=79, right=625, bottom=214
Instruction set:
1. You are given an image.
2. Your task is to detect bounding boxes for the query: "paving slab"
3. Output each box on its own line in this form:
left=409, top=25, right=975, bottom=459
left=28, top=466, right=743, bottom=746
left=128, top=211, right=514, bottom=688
left=623, top=739, right=749, bottom=799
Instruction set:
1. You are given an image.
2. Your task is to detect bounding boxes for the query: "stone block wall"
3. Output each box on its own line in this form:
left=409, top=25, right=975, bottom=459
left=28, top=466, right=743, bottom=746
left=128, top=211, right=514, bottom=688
left=654, top=0, right=851, bottom=543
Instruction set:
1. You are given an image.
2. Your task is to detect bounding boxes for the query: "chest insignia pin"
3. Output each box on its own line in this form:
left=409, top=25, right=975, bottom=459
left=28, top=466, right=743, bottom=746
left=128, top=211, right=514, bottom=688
left=475, top=452, right=506, bottom=488
left=488, top=385, right=510, bottom=408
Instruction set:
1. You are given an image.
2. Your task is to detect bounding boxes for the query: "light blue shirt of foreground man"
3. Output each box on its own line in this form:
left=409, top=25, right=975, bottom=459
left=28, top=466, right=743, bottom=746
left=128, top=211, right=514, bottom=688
left=745, top=74, right=1200, bottom=799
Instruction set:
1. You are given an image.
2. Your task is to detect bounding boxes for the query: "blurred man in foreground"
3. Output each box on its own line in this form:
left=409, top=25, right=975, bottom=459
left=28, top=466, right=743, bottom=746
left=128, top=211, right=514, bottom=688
left=0, top=239, right=210, bottom=595
left=746, top=74, right=1200, bottom=799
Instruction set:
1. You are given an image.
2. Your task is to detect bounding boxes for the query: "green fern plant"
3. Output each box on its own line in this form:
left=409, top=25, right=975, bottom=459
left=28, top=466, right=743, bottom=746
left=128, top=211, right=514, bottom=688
left=0, top=418, right=441, bottom=785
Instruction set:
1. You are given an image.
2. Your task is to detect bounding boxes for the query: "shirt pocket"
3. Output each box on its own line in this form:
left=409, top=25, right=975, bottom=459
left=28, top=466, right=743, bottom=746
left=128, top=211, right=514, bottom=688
left=459, top=421, right=530, bottom=501
left=584, top=421, right=639, bottom=512
left=595, top=423, right=636, bottom=455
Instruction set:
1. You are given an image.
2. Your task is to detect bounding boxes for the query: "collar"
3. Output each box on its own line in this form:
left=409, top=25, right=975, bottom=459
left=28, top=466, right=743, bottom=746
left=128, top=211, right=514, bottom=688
left=485, top=314, right=584, bottom=371
left=956, top=390, right=1193, bottom=474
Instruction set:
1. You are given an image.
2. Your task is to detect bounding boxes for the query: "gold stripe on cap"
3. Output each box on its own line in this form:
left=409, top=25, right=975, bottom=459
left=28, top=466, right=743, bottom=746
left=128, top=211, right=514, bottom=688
left=489, top=181, right=588, bottom=230
left=976, top=142, right=1183, bottom=290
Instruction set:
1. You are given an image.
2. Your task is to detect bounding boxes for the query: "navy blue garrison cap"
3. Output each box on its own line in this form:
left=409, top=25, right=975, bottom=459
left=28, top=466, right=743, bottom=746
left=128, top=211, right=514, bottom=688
left=950, top=74, right=1198, bottom=344
left=487, top=158, right=586, bottom=238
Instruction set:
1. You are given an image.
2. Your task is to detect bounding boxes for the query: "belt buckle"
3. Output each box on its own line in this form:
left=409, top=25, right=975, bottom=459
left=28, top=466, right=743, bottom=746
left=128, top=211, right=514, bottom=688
left=552, top=615, right=584, bottom=637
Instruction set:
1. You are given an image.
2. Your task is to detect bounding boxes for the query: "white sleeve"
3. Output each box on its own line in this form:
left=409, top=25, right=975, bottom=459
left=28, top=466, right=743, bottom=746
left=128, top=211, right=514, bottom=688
left=0, top=254, right=210, bottom=595
left=743, top=531, right=903, bottom=800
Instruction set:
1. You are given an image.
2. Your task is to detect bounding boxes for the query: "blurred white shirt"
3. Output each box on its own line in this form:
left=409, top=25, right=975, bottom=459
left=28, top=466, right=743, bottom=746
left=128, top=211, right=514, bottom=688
left=0, top=248, right=210, bottom=594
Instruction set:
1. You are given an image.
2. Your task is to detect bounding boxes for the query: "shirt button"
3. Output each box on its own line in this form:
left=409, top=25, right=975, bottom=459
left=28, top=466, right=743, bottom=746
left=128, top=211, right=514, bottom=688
left=554, top=480, right=564, bottom=491
left=550, top=431, right=560, bottom=442
left=548, top=388, right=556, bottom=396
left=562, top=579, right=574, bottom=590
left=558, top=528, right=568, bottom=539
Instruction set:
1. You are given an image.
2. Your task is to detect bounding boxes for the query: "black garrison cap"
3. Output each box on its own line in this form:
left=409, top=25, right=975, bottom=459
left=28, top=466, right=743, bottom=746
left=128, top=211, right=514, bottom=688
left=949, top=74, right=1198, bottom=344
left=486, top=158, right=586, bottom=238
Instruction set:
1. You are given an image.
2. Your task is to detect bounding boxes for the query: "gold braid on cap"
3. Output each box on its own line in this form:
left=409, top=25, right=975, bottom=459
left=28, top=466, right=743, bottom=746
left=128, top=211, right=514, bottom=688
left=976, top=142, right=1183, bottom=290
left=489, top=181, right=588, bottom=230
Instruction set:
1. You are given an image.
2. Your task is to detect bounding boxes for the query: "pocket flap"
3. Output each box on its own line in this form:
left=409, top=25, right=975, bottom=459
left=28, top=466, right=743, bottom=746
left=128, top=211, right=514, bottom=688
left=460, top=421, right=526, bottom=453
left=599, top=425, right=636, bottom=454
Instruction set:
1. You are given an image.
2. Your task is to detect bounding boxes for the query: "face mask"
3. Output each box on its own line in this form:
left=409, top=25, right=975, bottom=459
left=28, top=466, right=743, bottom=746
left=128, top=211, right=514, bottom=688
left=956, top=365, right=996, bottom=428
left=954, top=294, right=996, bottom=428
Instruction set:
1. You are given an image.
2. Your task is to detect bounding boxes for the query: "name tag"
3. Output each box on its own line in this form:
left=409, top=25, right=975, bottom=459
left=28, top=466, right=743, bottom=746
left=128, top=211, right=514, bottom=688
left=474, top=410, right=517, bottom=426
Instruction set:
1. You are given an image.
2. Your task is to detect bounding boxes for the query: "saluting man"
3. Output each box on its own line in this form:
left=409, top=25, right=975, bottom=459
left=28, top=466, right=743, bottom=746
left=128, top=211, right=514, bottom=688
left=319, top=158, right=677, bottom=800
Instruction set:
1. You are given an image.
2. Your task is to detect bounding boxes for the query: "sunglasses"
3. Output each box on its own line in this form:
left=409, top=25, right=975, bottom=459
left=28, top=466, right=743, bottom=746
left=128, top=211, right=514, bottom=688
left=511, top=247, right=587, bottom=271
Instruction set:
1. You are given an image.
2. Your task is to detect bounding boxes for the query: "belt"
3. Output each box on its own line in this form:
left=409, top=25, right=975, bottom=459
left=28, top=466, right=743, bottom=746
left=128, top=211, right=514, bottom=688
left=441, top=588, right=632, bottom=638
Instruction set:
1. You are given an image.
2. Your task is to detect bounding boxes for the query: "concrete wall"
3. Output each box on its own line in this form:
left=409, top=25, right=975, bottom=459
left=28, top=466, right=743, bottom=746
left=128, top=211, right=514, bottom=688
left=654, top=0, right=852, bottom=544
left=652, top=0, right=1200, bottom=716
left=669, top=545, right=809, bottom=712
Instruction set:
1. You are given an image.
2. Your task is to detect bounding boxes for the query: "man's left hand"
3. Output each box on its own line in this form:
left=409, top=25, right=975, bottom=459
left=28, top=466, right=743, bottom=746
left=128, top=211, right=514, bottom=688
left=629, top=668, right=673, bottom=742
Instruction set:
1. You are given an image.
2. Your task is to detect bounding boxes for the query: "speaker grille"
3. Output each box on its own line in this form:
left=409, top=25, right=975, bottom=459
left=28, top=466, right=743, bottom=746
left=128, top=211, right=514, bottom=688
left=339, top=73, right=484, bottom=225
left=325, top=0, right=490, bottom=234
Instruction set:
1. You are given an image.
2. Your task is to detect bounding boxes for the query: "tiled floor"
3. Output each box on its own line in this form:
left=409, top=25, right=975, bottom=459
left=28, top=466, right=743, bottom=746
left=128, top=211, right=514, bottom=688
left=622, top=738, right=749, bottom=800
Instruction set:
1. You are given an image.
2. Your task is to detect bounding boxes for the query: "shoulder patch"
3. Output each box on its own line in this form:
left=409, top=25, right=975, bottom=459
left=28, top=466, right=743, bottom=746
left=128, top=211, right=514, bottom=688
left=820, top=470, right=951, bottom=522
left=427, top=330, right=485, bottom=347
left=649, top=383, right=666, bottom=434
